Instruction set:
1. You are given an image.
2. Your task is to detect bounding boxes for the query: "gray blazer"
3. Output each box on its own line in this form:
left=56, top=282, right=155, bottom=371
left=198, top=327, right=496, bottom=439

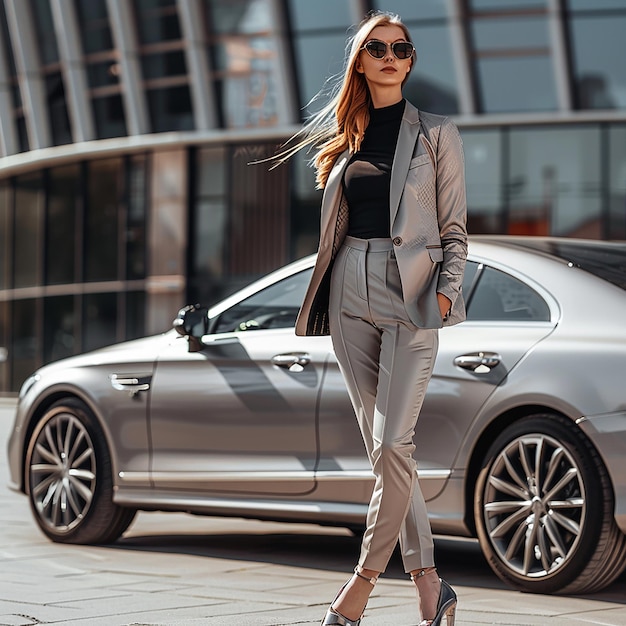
left=295, top=101, right=468, bottom=336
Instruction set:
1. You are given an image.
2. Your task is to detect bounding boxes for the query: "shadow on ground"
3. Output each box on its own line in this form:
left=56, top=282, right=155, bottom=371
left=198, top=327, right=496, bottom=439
left=111, top=527, right=626, bottom=603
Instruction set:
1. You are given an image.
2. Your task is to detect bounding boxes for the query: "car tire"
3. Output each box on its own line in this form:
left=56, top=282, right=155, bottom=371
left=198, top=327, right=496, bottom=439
left=25, top=398, right=137, bottom=545
left=474, top=413, right=626, bottom=594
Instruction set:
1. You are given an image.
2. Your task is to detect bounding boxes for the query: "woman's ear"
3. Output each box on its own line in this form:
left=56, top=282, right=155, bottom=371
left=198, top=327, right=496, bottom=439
left=356, top=62, right=364, bottom=74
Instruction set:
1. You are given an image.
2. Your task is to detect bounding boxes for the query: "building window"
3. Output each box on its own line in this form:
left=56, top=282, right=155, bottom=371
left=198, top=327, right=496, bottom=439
left=508, top=125, right=601, bottom=237
left=13, top=173, right=44, bottom=289
left=461, top=129, right=504, bottom=234
left=75, top=0, right=128, bottom=139
left=203, top=0, right=281, bottom=128
left=567, top=2, right=626, bottom=110
left=467, top=1, right=557, bottom=113
left=0, top=3, right=28, bottom=152
left=29, top=0, right=72, bottom=145
left=0, top=182, right=10, bottom=290
left=133, top=0, right=193, bottom=132
left=46, top=165, right=80, bottom=285
left=287, top=0, right=353, bottom=116
left=608, top=125, right=626, bottom=239
left=372, top=1, right=459, bottom=114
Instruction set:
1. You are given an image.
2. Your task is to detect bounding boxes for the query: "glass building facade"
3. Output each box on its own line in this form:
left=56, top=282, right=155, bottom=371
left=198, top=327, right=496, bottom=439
left=0, top=0, right=625, bottom=392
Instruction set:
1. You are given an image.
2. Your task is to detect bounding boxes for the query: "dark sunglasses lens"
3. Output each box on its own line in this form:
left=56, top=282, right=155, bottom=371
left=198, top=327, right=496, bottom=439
left=365, top=41, right=386, bottom=58
left=392, top=42, right=413, bottom=59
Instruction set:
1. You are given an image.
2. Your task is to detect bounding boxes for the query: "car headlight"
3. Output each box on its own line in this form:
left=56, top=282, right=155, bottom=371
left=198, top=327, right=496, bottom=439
left=19, top=374, right=40, bottom=400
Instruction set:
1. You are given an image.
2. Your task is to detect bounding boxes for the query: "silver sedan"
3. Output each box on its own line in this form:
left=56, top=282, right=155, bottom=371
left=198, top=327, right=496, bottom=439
left=7, top=236, right=626, bottom=594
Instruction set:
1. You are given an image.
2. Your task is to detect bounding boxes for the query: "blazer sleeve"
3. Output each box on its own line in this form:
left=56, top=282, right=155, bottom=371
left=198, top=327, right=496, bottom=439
left=435, top=118, right=468, bottom=306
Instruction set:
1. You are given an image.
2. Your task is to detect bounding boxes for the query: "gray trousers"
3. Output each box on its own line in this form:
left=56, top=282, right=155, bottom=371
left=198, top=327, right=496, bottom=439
left=329, top=236, right=438, bottom=574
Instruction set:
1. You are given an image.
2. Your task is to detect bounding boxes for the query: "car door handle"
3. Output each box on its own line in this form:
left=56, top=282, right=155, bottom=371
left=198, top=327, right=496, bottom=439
left=454, top=352, right=501, bottom=372
left=271, top=353, right=311, bottom=372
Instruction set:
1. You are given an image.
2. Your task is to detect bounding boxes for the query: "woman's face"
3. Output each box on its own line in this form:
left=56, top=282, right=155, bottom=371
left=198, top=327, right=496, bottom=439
left=355, top=24, right=413, bottom=93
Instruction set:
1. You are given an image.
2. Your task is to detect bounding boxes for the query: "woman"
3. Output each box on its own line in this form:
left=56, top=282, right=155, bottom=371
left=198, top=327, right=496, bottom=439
left=286, top=11, right=467, bottom=626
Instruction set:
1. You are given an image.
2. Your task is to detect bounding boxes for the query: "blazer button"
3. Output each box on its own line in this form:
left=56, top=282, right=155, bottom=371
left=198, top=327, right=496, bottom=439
left=392, top=236, right=403, bottom=246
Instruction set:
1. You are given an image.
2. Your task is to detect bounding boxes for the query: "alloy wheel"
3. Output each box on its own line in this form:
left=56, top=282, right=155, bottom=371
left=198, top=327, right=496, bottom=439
left=29, top=411, right=97, bottom=533
left=482, top=433, right=585, bottom=578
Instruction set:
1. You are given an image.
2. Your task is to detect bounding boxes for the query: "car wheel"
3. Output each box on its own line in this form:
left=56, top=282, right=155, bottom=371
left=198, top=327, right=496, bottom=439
left=25, top=398, right=136, bottom=544
left=475, top=413, right=626, bottom=594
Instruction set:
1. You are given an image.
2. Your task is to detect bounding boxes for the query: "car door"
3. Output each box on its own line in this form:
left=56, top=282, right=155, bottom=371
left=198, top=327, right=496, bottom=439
left=148, top=267, right=331, bottom=496
left=415, top=259, right=558, bottom=499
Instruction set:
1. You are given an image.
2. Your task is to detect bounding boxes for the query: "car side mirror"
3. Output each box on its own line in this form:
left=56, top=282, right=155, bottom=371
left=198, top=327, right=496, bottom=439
left=173, top=304, right=209, bottom=352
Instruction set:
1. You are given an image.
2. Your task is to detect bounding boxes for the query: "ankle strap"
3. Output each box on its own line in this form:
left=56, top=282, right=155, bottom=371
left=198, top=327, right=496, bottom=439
left=354, top=565, right=378, bottom=586
left=410, top=567, right=437, bottom=581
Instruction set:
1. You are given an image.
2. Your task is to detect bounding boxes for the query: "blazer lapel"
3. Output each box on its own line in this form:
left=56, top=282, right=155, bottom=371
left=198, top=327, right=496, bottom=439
left=390, top=102, right=420, bottom=227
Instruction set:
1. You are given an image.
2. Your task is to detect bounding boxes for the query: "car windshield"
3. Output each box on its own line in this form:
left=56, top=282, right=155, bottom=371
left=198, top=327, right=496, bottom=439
left=488, top=239, right=626, bottom=291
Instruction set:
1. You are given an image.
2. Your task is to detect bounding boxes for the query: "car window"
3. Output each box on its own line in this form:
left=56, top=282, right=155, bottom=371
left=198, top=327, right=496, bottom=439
left=213, top=268, right=313, bottom=333
left=466, top=266, right=550, bottom=322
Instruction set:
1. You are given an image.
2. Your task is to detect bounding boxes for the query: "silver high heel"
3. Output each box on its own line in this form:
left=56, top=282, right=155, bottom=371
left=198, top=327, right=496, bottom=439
left=321, top=566, right=378, bottom=625
left=411, top=569, right=457, bottom=626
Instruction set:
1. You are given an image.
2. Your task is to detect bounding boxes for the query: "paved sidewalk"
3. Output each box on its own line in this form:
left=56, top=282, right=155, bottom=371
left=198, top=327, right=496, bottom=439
left=1, top=398, right=625, bottom=625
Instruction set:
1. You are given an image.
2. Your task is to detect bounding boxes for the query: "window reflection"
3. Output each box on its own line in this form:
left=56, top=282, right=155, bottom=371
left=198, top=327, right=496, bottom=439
left=85, top=159, right=121, bottom=282
left=14, top=174, right=44, bottom=289
left=205, top=0, right=281, bottom=128
left=83, top=293, right=118, bottom=352
left=608, top=126, right=626, bottom=239
left=47, top=165, right=80, bottom=285
left=462, top=130, right=503, bottom=234
left=569, top=15, right=626, bottom=109
left=11, top=298, right=40, bottom=390
left=0, top=182, right=9, bottom=290
left=373, top=0, right=448, bottom=19
left=44, top=296, right=75, bottom=363
left=508, top=126, right=602, bottom=237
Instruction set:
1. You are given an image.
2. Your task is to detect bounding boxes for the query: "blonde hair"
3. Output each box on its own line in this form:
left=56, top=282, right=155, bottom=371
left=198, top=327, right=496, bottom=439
left=275, top=11, right=415, bottom=189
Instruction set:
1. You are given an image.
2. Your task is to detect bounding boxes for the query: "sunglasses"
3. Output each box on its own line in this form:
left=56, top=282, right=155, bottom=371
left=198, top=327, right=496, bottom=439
left=360, top=39, right=415, bottom=60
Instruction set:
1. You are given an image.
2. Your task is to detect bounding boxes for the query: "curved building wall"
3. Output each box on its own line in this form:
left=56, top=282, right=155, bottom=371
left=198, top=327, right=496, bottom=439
left=0, top=0, right=625, bottom=393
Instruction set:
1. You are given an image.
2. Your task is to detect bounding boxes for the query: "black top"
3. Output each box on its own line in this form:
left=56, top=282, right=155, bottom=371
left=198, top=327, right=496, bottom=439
left=343, top=99, right=405, bottom=239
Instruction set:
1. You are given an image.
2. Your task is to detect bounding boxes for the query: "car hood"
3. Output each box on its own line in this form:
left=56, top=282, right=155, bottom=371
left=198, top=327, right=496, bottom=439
left=34, top=332, right=173, bottom=378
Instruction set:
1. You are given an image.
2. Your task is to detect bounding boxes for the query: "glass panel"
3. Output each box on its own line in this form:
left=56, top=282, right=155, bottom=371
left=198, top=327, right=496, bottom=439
left=192, top=198, right=227, bottom=305
left=608, top=125, right=626, bottom=239
left=287, top=0, right=352, bottom=30
left=472, top=16, right=549, bottom=50
left=289, top=150, right=321, bottom=259
left=11, top=298, right=40, bottom=390
left=83, top=292, right=118, bottom=352
left=293, top=32, right=347, bottom=112
left=86, top=60, right=121, bottom=88
left=467, top=266, right=550, bottom=321
left=75, top=0, right=113, bottom=54
left=141, top=50, right=187, bottom=79
left=14, top=173, right=43, bottom=288
left=92, top=94, right=127, bottom=139
left=569, top=15, right=626, bottom=109
left=470, top=0, right=546, bottom=8
left=46, top=73, right=72, bottom=145
left=85, top=159, right=121, bottom=282
left=477, top=56, right=557, bottom=112
left=134, top=0, right=181, bottom=44
left=47, top=165, right=80, bottom=285
left=508, top=126, right=602, bottom=238
left=214, top=268, right=313, bottom=333
left=0, top=182, right=9, bottom=289
left=206, top=0, right=281, bottom=128
left=568, top=0, right=626, bottom=9
left=197, top=147, right=226, bottom=196
left=403, top=23, right=458, bottom=114
left=372, top=0, right=448, bottom=19
left=147, top=85, right=193, bottom=132
left=43, top=295, right=75, bottom=363
left=126, top=155, right=147, bottom=280
left=126, top=291, right=146, bottom=339
left=462, top=129, right=503, bottom=234
left=30, top=0, right=59, bottom=64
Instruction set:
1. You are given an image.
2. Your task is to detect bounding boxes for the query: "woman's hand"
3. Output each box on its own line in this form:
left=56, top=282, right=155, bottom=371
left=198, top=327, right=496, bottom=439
left=437, top=293, right=452, bottom=321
